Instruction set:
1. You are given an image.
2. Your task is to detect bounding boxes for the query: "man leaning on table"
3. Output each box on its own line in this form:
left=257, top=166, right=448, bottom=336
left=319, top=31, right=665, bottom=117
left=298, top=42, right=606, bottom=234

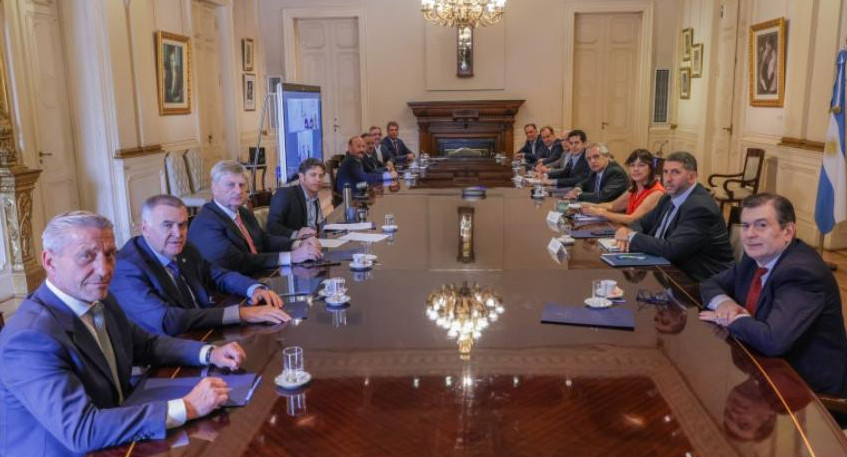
left=112, top=195, right=291, bottom=336
left=188, top=160, right=322, bottom=275
left=614, top=151, right=733, bottom=281
left=699, top=193, right=847, bottom=398
left=336, top=135, right=398, bottom=193
left=0, top=211, right=246, bottom=456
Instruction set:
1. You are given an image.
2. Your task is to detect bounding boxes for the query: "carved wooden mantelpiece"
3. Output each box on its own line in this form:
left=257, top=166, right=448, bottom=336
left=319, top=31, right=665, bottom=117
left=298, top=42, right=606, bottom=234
left=407, top=100, right=525, bottom=157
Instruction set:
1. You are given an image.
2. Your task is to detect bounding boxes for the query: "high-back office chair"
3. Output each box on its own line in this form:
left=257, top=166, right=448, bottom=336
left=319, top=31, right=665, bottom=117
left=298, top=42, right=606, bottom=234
left=326, top=155, right=343, bottom=207
left=184, top=148, right=209, bottom=195
left=653, top=157, right=665, bottom=181
left=247, top=190, right=273, bottom=230
left=707, top=148, right=766, bottom=212
left=165, top=151, right=210, bottom=212
left=726, top=205, right=745, bottom=262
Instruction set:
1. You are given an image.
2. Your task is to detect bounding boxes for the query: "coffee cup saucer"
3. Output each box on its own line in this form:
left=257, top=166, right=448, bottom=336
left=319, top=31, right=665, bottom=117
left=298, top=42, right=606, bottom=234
left=325, top=294, right=351, bottom=306
left=349, top=260, right=373, bottom=271
left=584, top=297, right=613, bottom=308
left=274, top=371, right=312, bottom=390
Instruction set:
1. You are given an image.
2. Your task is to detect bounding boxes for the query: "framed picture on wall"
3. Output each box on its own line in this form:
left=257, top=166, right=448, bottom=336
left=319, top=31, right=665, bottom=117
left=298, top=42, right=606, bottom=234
left=266, top=75, right=282, bottom=127
left=679, top=67, right=691, bottom=99
left=243, top=38, right=254, bottom=71
left=244, top=73, right=257, bottom=111
left=691, top=43, right=703, bottom=77
left=749, top=18, right=786, bottom=107
left=681, top=28, right=693, bottom=61
left=155, top=31, right=191, bottom=115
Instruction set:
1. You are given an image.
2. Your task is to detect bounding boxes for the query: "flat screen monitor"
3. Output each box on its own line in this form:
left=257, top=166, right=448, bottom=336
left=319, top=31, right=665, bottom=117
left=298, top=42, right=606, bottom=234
left=275, top=83, right=323, bottom=184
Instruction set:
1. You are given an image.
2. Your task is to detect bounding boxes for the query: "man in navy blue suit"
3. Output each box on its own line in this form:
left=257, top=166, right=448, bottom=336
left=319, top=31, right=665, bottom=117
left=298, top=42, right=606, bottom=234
left=336, top=135, right=397, bottom=194
left=112, top=195, right=290, bottom=336
left=188, top=161, right=322, bottom=275
left=522, top=126, right=563, bottom=165
left=0, top=211, right=246, bottom=456
left=379, top=121, right=415, bottom=165
left=699, top=193, right=847, bottom=398
left=514, top=123, right=542, bottom=159
left=539, top=129, right=590, bottom=188
left=560, top=143, right=628, bottom=203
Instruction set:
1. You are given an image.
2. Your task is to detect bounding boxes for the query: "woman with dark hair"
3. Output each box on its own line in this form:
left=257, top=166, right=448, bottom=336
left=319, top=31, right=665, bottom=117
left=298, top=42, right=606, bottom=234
left=580, top=148, right=665, bottom=225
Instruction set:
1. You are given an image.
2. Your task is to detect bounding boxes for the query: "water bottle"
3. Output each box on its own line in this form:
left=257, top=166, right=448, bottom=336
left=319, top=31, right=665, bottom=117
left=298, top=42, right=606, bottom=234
left=343, top=184, right=356, bottom=222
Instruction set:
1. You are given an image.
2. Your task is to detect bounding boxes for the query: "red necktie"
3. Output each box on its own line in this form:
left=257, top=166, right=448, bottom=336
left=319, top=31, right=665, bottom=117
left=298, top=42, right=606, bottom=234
left=744, top=267, right=768, bottom=316
left=234, top=212, right=258, bottom=254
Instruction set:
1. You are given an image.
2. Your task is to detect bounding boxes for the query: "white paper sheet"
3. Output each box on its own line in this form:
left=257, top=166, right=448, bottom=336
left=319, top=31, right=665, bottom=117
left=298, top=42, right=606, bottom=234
left=318, top=238, right=349, bottom=249
left=339, top=232, right=390, bottom=243
left=323, top=222, right=375, bottom=231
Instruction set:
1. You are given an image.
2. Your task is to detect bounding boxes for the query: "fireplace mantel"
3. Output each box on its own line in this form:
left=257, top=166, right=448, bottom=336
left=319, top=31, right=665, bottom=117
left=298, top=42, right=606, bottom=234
left=407, top=100, right=525, bottom=157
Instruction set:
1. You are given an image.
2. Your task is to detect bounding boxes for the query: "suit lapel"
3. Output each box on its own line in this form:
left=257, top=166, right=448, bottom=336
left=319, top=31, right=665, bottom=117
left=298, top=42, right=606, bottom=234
left=137, top=237, right=185, bottom=306
left=294, top=186, right=308, bottom=226
left=206, top=203, right=251, bottom=252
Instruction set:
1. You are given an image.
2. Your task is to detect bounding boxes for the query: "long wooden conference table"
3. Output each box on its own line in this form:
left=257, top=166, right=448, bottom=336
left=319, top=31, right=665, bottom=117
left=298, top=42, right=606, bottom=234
left=94, top=158, right=847, bottom=457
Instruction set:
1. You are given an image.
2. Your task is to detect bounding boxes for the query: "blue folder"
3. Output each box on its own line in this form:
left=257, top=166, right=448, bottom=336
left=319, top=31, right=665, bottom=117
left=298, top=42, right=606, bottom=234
left=541, top=303, right=635, bottom=331
left=125, top=373, right=261, bottom=408
left=324, top=248, right=362, bottom=262
left=600, top=253, right=672, bottom=267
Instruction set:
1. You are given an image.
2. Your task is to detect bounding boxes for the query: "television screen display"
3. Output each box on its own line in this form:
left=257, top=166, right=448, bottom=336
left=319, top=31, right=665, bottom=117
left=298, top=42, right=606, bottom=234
left=276, top=83, right=323, bottom=183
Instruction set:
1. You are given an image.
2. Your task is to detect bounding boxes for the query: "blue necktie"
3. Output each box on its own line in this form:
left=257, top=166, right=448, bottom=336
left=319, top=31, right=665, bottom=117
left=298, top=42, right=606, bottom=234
left=166, top=260, right=198, bottom=308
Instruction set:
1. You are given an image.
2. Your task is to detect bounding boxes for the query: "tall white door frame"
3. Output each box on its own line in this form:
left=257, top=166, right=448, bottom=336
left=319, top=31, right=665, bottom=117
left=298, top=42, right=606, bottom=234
left=281, top=7, right=369, bottom=137
left=563, top=1, right=654, bottom=148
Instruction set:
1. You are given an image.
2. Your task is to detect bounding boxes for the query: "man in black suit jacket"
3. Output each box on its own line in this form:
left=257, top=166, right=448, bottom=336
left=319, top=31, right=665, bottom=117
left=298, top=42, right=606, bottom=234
left=562, top=144, right=627, bottom=203
left=541, top=129, right=590, bottom=188
left=523, top=126, right=563, bottom=165
left=380, top=121, right=415, bottom=165
left=112, top=195, right=290, bottom=336
left=699, top=193, right=847, bottom=398
left=515, top=123, right=542, bottom=159
left=267, top=158, right=327, bottom=238
left=187, top=161, right=322, bottom=275
left=614, top=151, right=733, bottom=281
left=336, top=135, right=397, bottom=193
left=361, top=133, right=392, bottom=173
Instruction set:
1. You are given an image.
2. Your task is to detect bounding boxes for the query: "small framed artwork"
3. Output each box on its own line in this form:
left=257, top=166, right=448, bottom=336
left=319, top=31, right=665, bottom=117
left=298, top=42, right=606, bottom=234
left=242, top=38, right=254, bottom=71
left=681, top=28, right=693, bottom=61
left=749, top=18, right=786, bottom=107
left=155, top=31, right=191, bottom=115
left=266, top=75, right=282, bottom=127
left=679, top=67, right=691, bottom=99
left=691, top=43, right=703, bottom=77
left=243, top=73, right=256, bottom=111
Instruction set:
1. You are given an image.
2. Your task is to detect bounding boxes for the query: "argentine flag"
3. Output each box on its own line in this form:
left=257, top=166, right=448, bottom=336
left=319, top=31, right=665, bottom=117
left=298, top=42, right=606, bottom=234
left=815, top=50, right=847, bottom=235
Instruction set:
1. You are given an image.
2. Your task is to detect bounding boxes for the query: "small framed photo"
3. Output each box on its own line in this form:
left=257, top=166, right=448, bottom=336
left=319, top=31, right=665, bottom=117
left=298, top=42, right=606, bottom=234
left=243, top=73, right=256, bottom=111
left=691, top=43, right=703, bottom=77
left=679, top=67, right=691, bottom=99
left=266, top=75, right=283, bottom=127
left=242, top=38, right=254, bottom=71
left=749, top=18, right=786, bottom=107
left=681, top=28, right=693, bottom=61
left=155, top=31, right=191, bottom=115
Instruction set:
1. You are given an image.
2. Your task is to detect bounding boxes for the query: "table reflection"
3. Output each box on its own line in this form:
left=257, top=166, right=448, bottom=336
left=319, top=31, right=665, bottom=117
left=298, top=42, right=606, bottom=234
left=426, top=282, right=504, bottom=359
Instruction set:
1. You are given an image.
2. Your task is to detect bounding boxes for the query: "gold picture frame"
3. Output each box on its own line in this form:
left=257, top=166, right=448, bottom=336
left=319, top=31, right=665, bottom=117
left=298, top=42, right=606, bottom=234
left=679, top=67, right=691, bottom=99
left=681, top=28, right=693, bottom=61
left=243, top=73, right=257, bottom=111
left=749, top=18, right=786, bottom=107
left=155, top=31, right=191, bottom=115
left=691, top=43, right=703, bottom=77
left=242, top=38, right=254, bottom=71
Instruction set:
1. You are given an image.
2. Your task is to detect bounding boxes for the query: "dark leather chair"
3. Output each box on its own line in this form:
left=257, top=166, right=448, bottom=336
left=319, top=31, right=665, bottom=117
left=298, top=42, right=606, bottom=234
left=652, top=157, right=665, bottom=181
left=0, top=312, right=4, bottom=331
left=726, top=205, right=744, bottom=262
left=708, top=148, right=765, bottom=212
left=326, top=154, right=344, bottom=207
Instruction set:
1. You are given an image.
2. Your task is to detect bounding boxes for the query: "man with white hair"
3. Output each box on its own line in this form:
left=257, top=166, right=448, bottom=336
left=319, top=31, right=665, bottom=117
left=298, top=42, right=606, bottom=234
left=111, top=194, right=291, bottom=336
left=188, top=160, right=322, bottom=275
left=559, top=143, right=628, bottom=203
left=0, top=211, right=246, bottom=456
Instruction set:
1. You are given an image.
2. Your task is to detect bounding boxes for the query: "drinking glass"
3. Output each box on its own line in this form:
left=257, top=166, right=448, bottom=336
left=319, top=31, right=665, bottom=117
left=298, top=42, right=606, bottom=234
left=283, top=346, right=304, bottom=383
left=384, top=213, right=396, bottom=227
left=592, top=279, right=607, bottom=300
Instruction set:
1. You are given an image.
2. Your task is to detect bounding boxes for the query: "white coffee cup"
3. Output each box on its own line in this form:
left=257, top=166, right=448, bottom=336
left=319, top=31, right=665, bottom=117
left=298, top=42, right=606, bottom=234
left=352, top=253, right=367, bottom=266
left=324, top=277, right=346, bottom=296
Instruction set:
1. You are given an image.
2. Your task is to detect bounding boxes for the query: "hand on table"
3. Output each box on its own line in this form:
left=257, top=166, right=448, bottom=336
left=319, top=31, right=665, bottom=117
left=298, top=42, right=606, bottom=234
left=581, top=204, right=606, bottom=217
left=291, top=244, right=323, bottom=263
left=249, top=288, right=283, bottom=308
left=209, top=342, right=246, bottom=370
left=295, top=227, right=317, bottom=239
left=614, top=226, right=632, bottom=252
left=699, top=300, right=748, bottom=327
left=239, top=304, right=291, bottom=325
left=183, top=377, right=230, bottom=420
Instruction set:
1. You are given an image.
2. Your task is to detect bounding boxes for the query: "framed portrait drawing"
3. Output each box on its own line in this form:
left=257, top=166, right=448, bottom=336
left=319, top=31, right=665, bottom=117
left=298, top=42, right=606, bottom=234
left=749, top=18, right=786, bottom=107
left=155, top=31, right=191, bottom=115
left=691, top=43, right=703, bottom=77
left=243, top=73, right=257, bottom=111
left=681, top=28, right=693, bottom=61
left=679, top=67, right=691, bottom=100
left=242, top=38, right=254, bottom=71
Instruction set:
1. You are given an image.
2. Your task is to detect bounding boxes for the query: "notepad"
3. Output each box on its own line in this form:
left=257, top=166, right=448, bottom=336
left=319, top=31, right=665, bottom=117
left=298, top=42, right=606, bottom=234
left=541, top=303, right=635, bottom=331
left=125, top=373, right=261, bottom=408
left=339, top=232, right=389, bottom=243
left=597, top=238, right=621, bottom=252
left=323, top=222, right=375, bottom=231
left=600, top=253, right=671, bottom=267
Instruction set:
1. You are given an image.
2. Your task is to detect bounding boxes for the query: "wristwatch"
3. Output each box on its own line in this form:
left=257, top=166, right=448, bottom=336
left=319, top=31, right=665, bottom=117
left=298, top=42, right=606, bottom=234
left=205, top=345, right=216, bottom=365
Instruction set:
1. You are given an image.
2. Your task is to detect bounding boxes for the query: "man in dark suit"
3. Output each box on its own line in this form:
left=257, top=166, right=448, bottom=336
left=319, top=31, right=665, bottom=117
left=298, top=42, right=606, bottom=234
left=614, top=151, right=733, bottom=281
left=380, top=121, right=415, bottom=165
left=514, top=123, right=543, bottom=159
left=561, top=143, right=627, bottom=203
left=267, top=158, right=327, bottom=237
left=542, top=129, right=590, bottom=188
left=336, top=135, right=398, bottom=194
left=523, top=126, right=563, bottom=165
left=369, top=125, right=390, bottom=166
left=112, top=195, right=290, bottom=336
left=361, top=133, right=392, bottom=174
left=0, top=211, right=245, bottom=456
left=188, top=161, right=322, bottom=275
left=699, top=193, right=847, bottom=398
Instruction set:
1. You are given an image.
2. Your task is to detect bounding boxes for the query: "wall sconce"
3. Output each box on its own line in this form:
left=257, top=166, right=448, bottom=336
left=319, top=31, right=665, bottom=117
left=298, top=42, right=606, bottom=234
left=457, top=26, right=473, bottom=78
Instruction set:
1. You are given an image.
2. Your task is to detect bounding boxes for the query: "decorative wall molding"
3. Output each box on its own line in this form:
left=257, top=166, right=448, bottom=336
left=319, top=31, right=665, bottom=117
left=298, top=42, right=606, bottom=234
left=114, top=144, right=164, bottom=159
left=778, top=136, right=825, bottom=152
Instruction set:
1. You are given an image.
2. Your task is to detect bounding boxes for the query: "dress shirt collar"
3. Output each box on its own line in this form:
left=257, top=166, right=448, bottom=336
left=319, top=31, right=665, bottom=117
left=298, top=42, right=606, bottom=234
left=300, top=183, right=319, bottom=203
left=45, top=279, right=93, bottom=318
left=213, top=199, right=239, bottom=221
left=669, top=182, right=697, bottom=208
left=141, top=236, right=173, bottom=266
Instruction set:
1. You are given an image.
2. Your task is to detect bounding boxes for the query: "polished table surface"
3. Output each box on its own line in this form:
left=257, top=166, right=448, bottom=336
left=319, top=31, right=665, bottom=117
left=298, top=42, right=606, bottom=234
left=94, top=175, right=847, bottom=457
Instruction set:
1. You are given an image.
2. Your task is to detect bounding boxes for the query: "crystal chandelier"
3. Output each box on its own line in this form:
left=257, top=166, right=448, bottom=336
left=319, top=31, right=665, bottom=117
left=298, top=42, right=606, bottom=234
left=426, top=281, right=505, bottom=359
left=420, top=0, right=507, bottom=28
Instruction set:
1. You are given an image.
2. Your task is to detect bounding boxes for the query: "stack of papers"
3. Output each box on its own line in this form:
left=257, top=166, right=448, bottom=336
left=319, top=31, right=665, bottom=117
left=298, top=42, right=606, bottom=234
left=339, top=232, right=390, bottom=243
left=323, top=222, right=375, bottom=231
left=318, top=238, right=348, bottom=249
left=597, top=238, right=621, bottom=252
